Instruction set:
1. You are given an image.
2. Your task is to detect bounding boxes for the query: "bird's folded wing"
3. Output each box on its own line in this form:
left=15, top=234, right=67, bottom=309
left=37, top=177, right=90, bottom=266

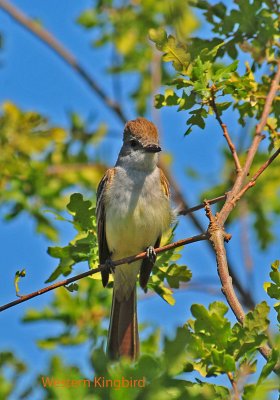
left=139, top=168, right=170, bottom=289
left=96, top=168, right=116, bottom=287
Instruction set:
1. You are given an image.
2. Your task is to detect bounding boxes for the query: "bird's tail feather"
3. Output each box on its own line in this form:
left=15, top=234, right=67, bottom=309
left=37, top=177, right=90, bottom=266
left=107, top=286, right=139, bottom=360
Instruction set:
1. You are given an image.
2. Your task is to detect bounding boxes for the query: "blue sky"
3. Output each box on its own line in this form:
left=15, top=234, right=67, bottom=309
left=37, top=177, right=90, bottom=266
left=0, top=1, right=279, bottom=398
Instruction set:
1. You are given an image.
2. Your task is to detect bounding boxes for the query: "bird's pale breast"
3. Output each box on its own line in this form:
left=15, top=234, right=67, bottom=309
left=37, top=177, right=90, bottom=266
left=104, top=166, right=172, bottom=301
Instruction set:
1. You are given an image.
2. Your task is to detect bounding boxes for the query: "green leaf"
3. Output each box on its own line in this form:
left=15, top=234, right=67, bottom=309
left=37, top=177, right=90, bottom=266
left=76, top=9, right=97, bottom=28
left=149, top=29, right=190, bottom=72
left=163, top=327, right=188, bottom=374
left=149, top=281, right=175, bottom=305
left=14, top=269, right=26, bottom=297
left=67, top=193, right=96, bottom=231
left=64, top=283, right=79, bottom=293
left=258, top=349, right=279, bottom=384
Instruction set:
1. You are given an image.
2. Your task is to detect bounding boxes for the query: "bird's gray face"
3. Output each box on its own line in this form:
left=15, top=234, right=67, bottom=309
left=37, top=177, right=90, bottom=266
left=117, top=136, right=161, bottom=171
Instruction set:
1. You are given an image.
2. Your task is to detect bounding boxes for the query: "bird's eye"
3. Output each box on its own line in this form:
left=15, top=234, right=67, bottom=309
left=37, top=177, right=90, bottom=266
left=130, top=139, right=138, bottom=147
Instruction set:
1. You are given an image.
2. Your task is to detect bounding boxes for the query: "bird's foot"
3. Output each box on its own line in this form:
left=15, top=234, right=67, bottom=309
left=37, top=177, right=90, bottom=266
left=104, top=258, right=115, bottom=274
left=146, top=246, right=157, bottom=264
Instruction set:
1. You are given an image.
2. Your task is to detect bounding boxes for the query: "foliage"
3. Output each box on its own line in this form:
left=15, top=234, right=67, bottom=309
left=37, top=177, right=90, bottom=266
left=14, top=296, right=280, bottom=399
left=77, top=0, right=198, bottom=114
left=0, top=102, right=106, bottom=240
left=264, top=260, right=280, bottom=324
left=0, top=352, right=26, bottom=399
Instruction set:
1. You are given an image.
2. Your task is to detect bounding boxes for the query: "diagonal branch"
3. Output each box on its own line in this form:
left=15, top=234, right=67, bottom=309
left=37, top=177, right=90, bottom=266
left=163, top=164, right=255, bottom=309
left=235, top=147, right=280, bottom=200
left=178, top=194, right=227, bottom=215
left=0, top=0, right=127, bottom=123
left=205, top=203, right=279, bottom=372
left=210, top=88, right=242, bottom=173
left=218, top=60, right=280, bottom=225
left=0, top=233, right=207, bottom=313
left=204, top=61, right=280, bottom=373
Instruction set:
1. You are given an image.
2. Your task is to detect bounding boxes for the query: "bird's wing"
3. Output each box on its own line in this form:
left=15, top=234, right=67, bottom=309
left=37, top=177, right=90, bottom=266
left=96, top=168, right=116, bottom=287
left=139, top=169, right=170, bottom=289
left=159, top=168, right=171, bottom=198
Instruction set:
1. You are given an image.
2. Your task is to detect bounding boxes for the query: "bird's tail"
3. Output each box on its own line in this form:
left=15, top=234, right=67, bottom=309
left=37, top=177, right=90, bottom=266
left=107, top=286, right=139, bottom=360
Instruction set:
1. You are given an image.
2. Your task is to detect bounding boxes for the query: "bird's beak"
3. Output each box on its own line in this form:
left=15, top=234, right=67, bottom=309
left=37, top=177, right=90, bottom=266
left=144, top=144, right=161, bottom=153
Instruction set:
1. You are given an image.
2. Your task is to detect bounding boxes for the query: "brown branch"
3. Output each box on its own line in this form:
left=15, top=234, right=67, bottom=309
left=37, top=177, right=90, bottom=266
left=210, top=88, right=242, bottom=173
left=218, top=60, right=280, bottom=225
left=205, top=203, right=279, bottom=372
left=0, top=0, right=127, bottom=123
left=227, top=372, right=239, bottom=400
left=204, top=62, right=280, bottom=370
left=235, top=147, right=280, bottom=200
left=162, top=163, right=255, bottom=309
left=178, top=194, right=227, bottom=215
left=0, top=233, right=207, bottom=313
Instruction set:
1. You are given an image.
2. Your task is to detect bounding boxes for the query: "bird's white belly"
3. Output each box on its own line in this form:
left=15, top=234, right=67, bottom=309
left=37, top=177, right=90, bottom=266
left=104, top=167, right=172, bottom=301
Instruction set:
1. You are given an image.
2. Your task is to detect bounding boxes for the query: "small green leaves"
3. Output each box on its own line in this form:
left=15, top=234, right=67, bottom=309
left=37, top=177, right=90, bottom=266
left=264, top=260, right=280, bottom=300
left=184, top=301, right=272, bottom=380
left=148, top=227, right=191, bottom=304
left=230, top=302, right=270, bottom=360
left=46, top=193, right=98, bottom=282
left=163, top=327, right=189, bottom=374
left=67, top=193, right=96, bottom=231
left=14, top=269, right=26, bottom=297
left=149, top=28, right=190, bottom=73
left=64, top=283, right=79, bottom=293
left=264, top=260, right=280, bottom=323
left=76, top=9, right=97, bottom=28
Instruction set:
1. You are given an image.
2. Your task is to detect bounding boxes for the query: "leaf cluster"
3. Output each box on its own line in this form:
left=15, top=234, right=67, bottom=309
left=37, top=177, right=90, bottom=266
left=77, top=0, right=198, bottom=114
left=0, top=102, right=107, bottom=240
left=150, top=25, right=279, bottom=136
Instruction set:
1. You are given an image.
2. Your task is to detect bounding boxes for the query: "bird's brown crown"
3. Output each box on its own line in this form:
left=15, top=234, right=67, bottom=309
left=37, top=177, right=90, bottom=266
left=124, top=117, right=159, bottom=146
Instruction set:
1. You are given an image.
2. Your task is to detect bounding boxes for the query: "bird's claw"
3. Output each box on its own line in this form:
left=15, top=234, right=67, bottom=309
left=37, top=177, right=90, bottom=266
left=146, top=246, right=157, bottom=263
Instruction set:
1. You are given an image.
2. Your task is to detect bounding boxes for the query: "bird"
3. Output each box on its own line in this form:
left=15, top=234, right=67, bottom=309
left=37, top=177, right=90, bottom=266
left=96, top=117, right=173, bottom=360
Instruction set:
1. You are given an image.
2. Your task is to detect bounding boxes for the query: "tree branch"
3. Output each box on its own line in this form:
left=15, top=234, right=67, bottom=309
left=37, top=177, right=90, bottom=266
left=0, top=233, right=207, bottom=313
left=205, top=203, right=279, bottom=372
left=162, top=164, right=255, bottom=309
left=178, top=194, right=227, bottom=215
left=210, top=87, right=242, bottom=173
left=218, top=60, right=280, bottom=225
left=204, top=62, right=280, bottom=372
left=235, top=147, right=280, bottom=200
left=0, top=0, right=127, bottom=123
left=227, top=372, right=239, bottom=400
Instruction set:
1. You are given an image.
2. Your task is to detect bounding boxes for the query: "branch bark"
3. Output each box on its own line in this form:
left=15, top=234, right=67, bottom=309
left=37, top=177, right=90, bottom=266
left=205, top=60, right=280, bottom=373
left=0, top=233, right=206, bottom=313
left=163, top=164, right=255, bottom=309
left=205, top=203, right=279, bottom=372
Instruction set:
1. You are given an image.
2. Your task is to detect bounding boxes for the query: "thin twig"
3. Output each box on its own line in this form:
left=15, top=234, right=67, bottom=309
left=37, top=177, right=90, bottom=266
left=0, top=0, right=127, bottom=123
left=227, top=372, right=239, bottom=400
left=218, top=60, right=280, bottom=225
left=0, top=233, right=207, bottom=313
left=178, top=194, right=227, bottom=215
left=235, top=147, right=280, bottom=200
left=210, top=87, right=242, bottom=173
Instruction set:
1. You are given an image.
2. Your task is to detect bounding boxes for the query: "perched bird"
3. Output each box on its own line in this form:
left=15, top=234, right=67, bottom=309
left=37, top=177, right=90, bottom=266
left=96, top=117, right=172, bottom=360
